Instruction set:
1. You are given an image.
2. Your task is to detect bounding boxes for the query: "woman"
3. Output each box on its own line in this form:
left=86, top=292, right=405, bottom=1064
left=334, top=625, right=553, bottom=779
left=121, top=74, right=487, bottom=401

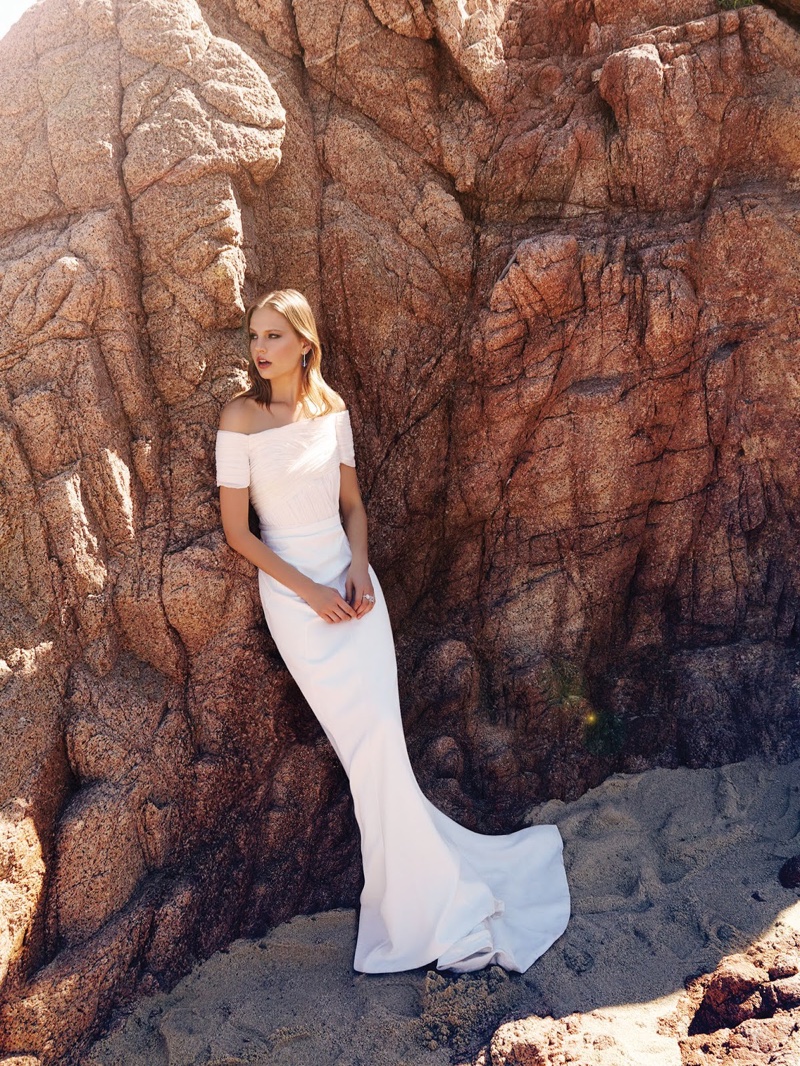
left=216, top=289, right=570, bottom=973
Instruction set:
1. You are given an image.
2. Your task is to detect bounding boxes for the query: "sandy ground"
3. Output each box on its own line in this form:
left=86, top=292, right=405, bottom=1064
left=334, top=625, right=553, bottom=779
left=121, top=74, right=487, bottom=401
left=82, top=758, right=800, bottom=1066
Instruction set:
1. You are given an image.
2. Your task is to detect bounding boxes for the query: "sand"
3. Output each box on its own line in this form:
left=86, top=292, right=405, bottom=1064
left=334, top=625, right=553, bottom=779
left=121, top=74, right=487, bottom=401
left=82, top=758, right=800, bottom=1066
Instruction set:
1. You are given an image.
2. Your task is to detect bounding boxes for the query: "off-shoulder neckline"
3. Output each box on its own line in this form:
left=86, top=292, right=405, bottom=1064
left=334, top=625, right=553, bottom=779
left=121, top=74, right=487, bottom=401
left=217, top=408, right=348, bottom=438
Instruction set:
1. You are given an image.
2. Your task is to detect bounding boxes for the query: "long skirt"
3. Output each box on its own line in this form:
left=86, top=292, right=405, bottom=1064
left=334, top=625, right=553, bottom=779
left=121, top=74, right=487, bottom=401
left=258, top=513, right=570, bottom=973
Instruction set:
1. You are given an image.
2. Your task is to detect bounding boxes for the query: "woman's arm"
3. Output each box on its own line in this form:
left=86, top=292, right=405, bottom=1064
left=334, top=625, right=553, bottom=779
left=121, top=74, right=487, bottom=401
left=220, top=487, right=357, bottom=623
left=219, top=488, right=356, bottom=622
left=217, top=394, right=357, bottom=622
left=339, top=464, right=375, bottom=617
left=219, top=485, right=314, bottom=598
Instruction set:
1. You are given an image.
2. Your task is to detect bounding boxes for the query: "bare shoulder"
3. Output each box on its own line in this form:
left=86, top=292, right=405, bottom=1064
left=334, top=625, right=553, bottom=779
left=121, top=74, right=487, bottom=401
left=219, top=396, right=256, bottom=432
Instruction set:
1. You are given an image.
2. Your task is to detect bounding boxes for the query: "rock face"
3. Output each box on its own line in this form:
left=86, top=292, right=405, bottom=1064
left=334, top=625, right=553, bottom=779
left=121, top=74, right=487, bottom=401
left=0, top=0, right=799, bottom=1061
left=678, top=921, right=800, bottom=1066
left=490, top=914, right=800, bottom=1066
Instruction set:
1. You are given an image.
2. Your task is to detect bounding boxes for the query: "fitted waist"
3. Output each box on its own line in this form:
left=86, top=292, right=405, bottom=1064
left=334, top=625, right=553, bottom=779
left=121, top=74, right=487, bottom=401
left=261, top=511, right=344, bottom=548
left=260, top=512, right=351, bottom=587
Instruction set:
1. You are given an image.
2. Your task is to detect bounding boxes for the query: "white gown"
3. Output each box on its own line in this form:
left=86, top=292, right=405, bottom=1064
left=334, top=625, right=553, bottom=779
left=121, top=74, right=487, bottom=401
left=216, top=408, right=570, bottom=973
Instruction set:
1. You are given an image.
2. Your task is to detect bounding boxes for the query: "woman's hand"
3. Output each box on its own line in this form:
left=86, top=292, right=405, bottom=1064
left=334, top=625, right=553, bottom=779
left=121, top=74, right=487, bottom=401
left=345, top=562, right=375, bottom=618
left=304, top=582, right=358, bottom=623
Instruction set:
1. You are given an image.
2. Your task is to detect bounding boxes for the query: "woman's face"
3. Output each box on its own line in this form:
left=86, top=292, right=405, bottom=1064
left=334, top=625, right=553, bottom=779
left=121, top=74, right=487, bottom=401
left=249, top=305, right=306, bottom=379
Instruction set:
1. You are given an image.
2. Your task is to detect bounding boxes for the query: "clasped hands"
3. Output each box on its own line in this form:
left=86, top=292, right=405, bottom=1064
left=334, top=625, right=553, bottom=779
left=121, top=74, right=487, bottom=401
left=305, top=561, right=375, bottom=623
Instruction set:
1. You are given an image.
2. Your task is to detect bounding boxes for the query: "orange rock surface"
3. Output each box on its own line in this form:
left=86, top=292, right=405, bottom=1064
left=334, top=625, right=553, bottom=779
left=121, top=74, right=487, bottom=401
left=1, top=0, right=799, bottom=1062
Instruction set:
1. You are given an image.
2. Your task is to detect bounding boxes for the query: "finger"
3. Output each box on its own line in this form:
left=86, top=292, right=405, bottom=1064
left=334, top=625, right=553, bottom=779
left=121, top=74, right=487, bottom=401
left=356, top=594, right=374, bottom=617
left=338, top=597, right=357, bottom=618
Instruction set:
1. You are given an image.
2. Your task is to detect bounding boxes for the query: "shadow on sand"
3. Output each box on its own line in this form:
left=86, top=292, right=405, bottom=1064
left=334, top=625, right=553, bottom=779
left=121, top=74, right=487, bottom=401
left=82, top=758, right=800, bottom=1066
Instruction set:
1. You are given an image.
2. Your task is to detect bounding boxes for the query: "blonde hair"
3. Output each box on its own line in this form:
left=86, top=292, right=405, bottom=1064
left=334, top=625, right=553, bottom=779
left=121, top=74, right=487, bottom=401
left=238, top=289, right=341, bottom=416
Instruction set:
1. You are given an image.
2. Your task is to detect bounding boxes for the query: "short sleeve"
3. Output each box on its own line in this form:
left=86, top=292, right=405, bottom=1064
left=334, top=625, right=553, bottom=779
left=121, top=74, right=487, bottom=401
left=336, top=409, right=356, bottom=467
left=215, top=430, right=250, bottom=488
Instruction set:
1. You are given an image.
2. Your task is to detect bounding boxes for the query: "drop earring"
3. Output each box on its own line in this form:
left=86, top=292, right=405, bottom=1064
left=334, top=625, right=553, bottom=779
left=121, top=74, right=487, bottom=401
left=302, top=350, right=308, bottom=368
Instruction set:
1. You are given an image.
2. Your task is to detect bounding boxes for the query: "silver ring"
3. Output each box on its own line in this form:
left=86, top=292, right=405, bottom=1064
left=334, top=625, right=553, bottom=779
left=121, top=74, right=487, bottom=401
left=363, top=594, right=375, bottom=603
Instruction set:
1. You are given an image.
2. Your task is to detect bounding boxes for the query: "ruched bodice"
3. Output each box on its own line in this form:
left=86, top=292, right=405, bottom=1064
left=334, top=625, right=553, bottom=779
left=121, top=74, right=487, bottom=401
left=215, top=408, right=356, bottom=533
